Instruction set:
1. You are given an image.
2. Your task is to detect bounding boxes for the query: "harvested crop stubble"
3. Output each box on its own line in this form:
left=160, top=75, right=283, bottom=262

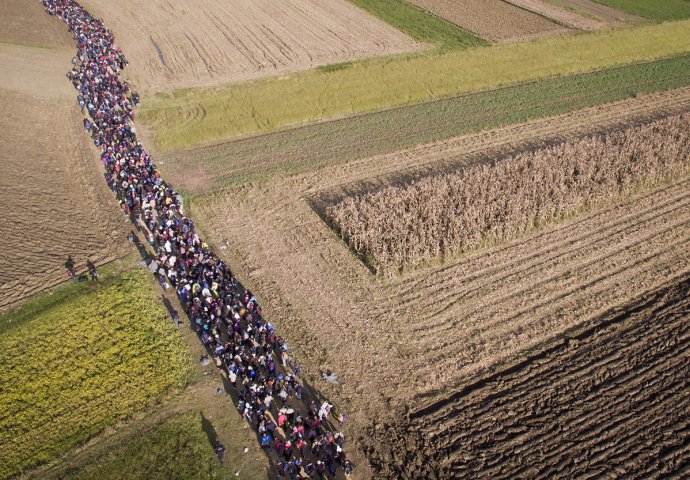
left=548, top=0, right=645, bottom=24
left=141, top=19, right=690, bottom=150
left=80, top=0, right=421, bottom=94
left=327, top=113, right=690, bottom=271
left=505, top=0, right=606, bottom=30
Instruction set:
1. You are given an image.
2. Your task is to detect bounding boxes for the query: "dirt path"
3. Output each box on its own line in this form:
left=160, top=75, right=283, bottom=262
left=505, top=0, right=607, bottom=29
left=405, top=0, right=569, bottom=42
left=79, top=0, right=422, bottom=94
left=366, top=275, right=690, bottom=478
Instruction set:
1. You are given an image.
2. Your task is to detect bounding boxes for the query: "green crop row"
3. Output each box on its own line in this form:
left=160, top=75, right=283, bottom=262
left=140, top=19, right=690, bottom=153
left=163, top=54, right=690, bottom=190
left=593, top=0, right=690, bottom=21
left=0, top=269, right=192, bottom=479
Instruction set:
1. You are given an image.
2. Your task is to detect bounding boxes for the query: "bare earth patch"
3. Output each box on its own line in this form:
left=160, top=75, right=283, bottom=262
left=0, top=0, right=74, bottom=48
left=367, top=275, right=690, bottom=478
left=0, top=44, right=130, bottom=311
left=405, top=0, right=569, bottom=42
left=191, top=89, right=690, bottom=475
left=548, top=0, right=646, bottom=24
left=80, top=0, right=423, bottom=94
left=505, top=0, right=607, bottom=29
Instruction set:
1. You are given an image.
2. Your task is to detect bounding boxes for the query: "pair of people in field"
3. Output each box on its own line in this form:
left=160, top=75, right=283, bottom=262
left=64, top=256, right=98, bottom=283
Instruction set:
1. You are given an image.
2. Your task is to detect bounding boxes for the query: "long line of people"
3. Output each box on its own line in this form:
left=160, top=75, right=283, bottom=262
left=40, top=1, right=352, bottom=477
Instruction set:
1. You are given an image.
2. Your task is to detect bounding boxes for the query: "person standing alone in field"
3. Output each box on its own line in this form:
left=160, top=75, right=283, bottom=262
left=86, top=259, right=99, bottom=283
left=65, top=255, right=76, bottom=284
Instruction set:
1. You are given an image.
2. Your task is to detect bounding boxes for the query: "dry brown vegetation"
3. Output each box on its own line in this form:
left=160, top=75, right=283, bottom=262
left=80, top=0, right=421, bottom=94
left=327, top=114, right=690, bottom=272
left=405, top=0, right=568, bottom=42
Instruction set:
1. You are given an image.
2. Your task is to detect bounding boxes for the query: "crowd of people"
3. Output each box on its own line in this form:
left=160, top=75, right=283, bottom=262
left=41, top=1, right=352, bottom=477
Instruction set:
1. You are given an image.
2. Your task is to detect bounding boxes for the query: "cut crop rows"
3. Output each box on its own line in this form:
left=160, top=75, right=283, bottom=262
left=365, top=275, right=690, bottom=479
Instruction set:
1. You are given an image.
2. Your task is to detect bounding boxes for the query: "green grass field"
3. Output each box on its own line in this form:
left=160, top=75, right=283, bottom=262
left=593, top=0, right=690, bottom=21
left=140, top=19, right=690, bottom=153
left=0, top=269, right=192, bottom=479
left=160, top=54, right=690, bottom=190
left=36, top=412, right=226, bottom=480
left=347, top=0, right=487, bottom=49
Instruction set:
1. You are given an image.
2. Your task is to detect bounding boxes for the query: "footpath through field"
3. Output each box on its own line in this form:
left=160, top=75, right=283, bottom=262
left=39, top=1, right=352, bottom=477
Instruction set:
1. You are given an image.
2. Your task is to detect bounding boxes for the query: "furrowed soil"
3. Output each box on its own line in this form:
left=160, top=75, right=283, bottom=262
left=366, top=275, right=690, bottom=479
left=404, top=0, right=568, bottom=42
left=79, top=0, right=422, bottom=94
left=505, top=0, right=607, bottom=29
left=0, top=42, right=129, bottom=311
left=191, top=90, right=690, bottom=476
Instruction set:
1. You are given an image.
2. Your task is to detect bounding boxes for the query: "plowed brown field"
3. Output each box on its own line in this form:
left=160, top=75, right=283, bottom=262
left=366, top=275, right=690, bottom=479
left=0, top=39, right=130, bottom=311
left=193, top=88, right=690, bottom=476
left=549, top=0, right=645, bottom=24
left=405, top=0, right=568, bottom=42
left=79, top=0, right=421, bottom=94
left=505, top=0, right=606, bottom=29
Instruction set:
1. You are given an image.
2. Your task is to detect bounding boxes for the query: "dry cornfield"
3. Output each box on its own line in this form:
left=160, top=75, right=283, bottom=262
left=327, top=114, right=690, bottom=273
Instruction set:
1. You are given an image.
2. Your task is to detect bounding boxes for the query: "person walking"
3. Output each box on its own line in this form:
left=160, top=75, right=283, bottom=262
left=86, top=259, right=99, bottom=283
left=65, top=255, right=77, bottom=284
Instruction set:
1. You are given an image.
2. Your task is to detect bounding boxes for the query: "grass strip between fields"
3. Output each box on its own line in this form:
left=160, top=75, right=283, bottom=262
left=346, top=0, right=487, bottom=49
left=591, top=0, right=690, bottom=21
left=140, top=19, right=690, bottom=152
left=162, top=54, right=690, bottom=190
left=0, top=268, right=192, bottom=479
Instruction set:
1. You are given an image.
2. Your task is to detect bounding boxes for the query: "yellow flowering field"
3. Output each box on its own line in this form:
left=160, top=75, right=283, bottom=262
left=0, top=269, right=191, bottom=478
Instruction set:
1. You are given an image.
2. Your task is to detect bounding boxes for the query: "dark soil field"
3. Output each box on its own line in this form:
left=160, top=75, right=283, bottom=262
left=366, top=275, right=690, bottom=479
